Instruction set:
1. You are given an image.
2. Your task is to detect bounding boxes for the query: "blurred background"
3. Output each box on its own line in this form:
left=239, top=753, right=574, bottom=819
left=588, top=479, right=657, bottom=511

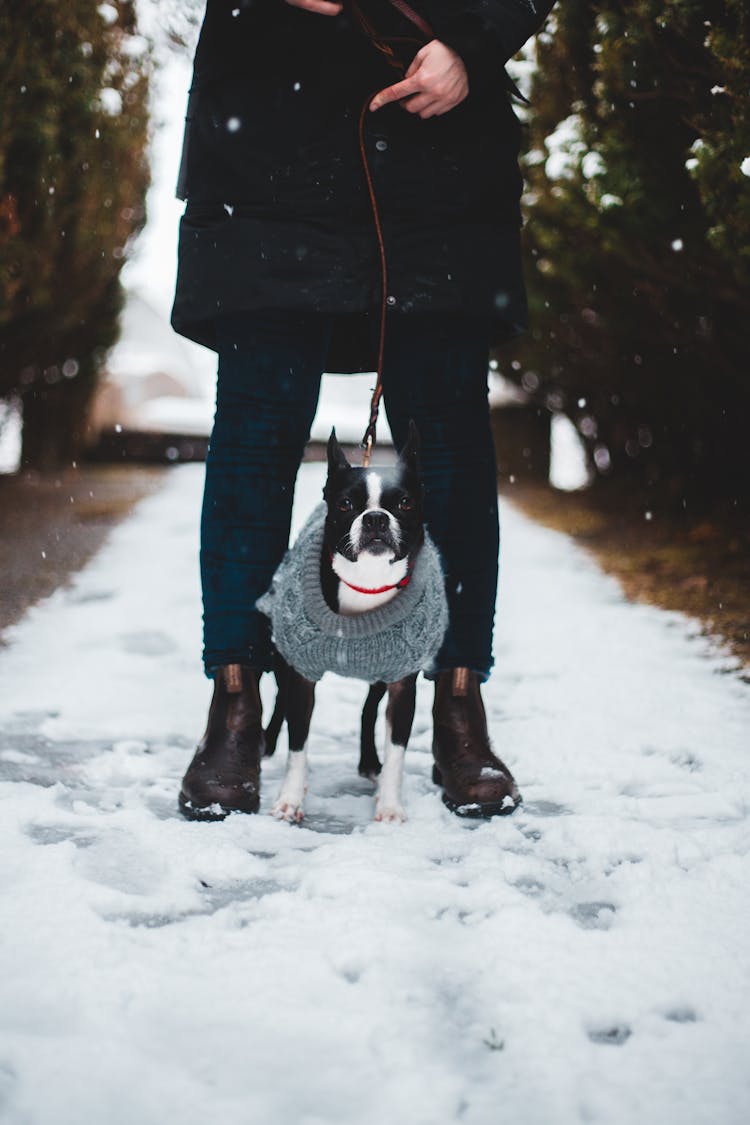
left=1, top=1, right=748, bottom=653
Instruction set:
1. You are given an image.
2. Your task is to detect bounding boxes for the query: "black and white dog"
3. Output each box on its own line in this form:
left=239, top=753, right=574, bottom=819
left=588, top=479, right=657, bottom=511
left=267, top=422, right=426, bottom=823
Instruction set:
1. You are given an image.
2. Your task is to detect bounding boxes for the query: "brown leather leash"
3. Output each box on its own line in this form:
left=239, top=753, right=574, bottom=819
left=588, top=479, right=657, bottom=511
left=350, top=0, right=434, bottom=467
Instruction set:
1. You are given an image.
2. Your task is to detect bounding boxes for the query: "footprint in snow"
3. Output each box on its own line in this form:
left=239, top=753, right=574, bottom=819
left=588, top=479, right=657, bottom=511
left=670, top=750, right=702, bottom=772
left=513, top=877, right=545, bottom=898
left=664, top=1007, right=698, bottom=1023
left=67, top=588, right=115, bottom=605
left=588, top=1025, right=632, bottom=1046
left=570, top=901, right=617, bottom=930
left=522, top=799, right=572, bottom=817
left=25, top=823, right=98, bottom=849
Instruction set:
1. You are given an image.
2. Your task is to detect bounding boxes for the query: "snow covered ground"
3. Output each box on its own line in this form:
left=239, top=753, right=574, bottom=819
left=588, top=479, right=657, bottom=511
left=1, top=463, right=749, bottom=1125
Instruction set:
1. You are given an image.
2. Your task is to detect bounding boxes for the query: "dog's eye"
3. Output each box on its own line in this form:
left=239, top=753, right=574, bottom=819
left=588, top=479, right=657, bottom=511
left=338, top=498, right=353, bottom=512
left=398, top=496, right=413, bottom=511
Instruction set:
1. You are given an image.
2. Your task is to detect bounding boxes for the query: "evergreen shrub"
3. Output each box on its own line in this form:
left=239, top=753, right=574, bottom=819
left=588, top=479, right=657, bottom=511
left=0, top=0, right=150, bottom=470
left=508, top=0, right=750, bottom=505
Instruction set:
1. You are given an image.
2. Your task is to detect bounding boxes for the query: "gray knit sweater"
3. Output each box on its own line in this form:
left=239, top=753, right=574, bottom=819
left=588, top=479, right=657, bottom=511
left=256, top=503, right=448, bottom=683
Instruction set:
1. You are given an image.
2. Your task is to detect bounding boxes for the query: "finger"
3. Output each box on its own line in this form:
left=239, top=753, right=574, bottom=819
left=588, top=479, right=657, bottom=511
left=284, top=0, right=343, bottom=14
left=404, top=53, right=422, bottom=79
left=408, top=86, right=466, bottom=113
left=400, top=96, right=449, bottom=118
left=400, top=92, right=435, bottom=114
left=370, top=74, right=423, bottom=111
left=418, top=100, right=446, bottom=119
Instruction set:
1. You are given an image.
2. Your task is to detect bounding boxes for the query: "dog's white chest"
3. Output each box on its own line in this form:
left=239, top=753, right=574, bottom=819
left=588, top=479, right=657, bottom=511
left=332, top=552, right=409, bottom=616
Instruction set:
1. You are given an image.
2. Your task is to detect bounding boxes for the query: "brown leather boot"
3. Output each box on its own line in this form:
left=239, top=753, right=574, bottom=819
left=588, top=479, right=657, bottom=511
left=179, top=664, right=265, bottom=821
left=432, top=668, right=521, bottom=817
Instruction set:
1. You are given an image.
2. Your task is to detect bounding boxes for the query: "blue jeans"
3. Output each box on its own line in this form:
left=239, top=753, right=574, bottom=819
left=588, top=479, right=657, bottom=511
left=201, top=310, right=499, bottom=679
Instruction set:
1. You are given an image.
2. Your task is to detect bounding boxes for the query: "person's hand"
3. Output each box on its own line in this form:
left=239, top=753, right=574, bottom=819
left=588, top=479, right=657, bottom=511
left=283, top=0, right=343, bottom=14
left=369, top=40, right=468, bottom=118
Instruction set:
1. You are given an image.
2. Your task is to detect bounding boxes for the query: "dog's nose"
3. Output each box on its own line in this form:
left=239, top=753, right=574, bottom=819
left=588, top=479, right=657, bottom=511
left=362, top=510, right=389, bottom=534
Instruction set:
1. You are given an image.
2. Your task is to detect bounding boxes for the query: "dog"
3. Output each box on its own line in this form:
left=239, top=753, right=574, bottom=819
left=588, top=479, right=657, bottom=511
left=265, top=421, right=427, bottom=823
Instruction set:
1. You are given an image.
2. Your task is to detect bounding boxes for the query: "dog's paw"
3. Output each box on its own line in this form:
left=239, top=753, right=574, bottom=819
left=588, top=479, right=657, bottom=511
left=358, top=758, right=382, bottom=780
left=271, top=796, right=304, bottom=823
left=374, top=802, right=406, bottom=823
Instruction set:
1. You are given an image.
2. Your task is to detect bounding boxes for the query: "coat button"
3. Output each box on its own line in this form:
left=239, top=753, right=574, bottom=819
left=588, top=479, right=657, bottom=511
left=386, top=295, right=396, bottom=306
left=375, top=139, right=388, bottom=152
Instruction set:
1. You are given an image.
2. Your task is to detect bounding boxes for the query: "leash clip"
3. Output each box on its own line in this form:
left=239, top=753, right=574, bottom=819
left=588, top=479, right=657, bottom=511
left=361, top=428, right=374, bottom=468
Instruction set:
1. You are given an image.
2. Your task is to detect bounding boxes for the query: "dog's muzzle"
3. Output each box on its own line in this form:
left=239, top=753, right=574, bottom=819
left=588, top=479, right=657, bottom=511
left=355, top=509, right=400, bottom=555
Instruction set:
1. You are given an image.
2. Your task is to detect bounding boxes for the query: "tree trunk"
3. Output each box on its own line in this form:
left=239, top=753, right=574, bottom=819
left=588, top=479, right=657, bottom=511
left=20, top=367, right=97, bottom=473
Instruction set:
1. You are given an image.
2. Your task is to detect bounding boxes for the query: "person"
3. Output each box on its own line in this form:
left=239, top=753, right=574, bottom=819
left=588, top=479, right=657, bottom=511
left=171, top=0, right=556, bottom=820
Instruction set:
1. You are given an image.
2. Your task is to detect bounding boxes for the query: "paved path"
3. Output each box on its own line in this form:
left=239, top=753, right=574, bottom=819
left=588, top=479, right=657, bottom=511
left=1, top=463, right=748, bottom=1125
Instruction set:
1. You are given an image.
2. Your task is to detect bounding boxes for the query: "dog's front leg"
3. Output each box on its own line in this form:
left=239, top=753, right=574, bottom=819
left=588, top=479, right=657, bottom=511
left=273, top=748, right=308, bottom=823
left=375, top=674, right=417, bottom=823
left=272, top=664, right=315, bottom=823
left=359, top=681, right=386, bottom=778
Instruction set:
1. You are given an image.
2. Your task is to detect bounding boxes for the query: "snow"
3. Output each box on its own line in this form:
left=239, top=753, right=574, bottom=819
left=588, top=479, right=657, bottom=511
left=0, top=399, right=22, bottom=474
left=1, top=462, right=749, bottom=1124
left=309, top=375, right=393, bottom=446
left=549, top=413, right=592, bottom=490
left=106, top=292, right=213, bottom=395
left=581, top=150, right=606, bottom=179
left=98, top=87, right=123, bottom=116
left=97, top=2, right=118, bottom=26
left=543, top=113, right=587, bottom=181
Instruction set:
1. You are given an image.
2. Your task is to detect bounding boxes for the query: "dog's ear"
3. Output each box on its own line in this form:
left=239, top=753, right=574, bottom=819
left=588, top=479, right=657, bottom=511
left=327, top=427, right=350, bottom=476
left=397, top=419, right=421, bottom=474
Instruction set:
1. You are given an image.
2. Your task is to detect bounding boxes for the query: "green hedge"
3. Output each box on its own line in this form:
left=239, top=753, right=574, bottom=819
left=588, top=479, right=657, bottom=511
left=508, top=0, right=750, bottom=505
left=0, top=0, right=150, bottom=470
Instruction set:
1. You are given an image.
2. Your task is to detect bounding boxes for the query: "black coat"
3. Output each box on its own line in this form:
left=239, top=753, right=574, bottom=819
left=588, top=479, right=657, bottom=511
left=171, top=0, right=555, bottom=372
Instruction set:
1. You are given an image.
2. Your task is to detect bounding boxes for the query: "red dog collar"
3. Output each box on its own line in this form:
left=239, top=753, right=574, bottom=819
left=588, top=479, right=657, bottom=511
left=331, top=550, right=412, bottom=595
left=338, top=573, right=411, bottom=596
